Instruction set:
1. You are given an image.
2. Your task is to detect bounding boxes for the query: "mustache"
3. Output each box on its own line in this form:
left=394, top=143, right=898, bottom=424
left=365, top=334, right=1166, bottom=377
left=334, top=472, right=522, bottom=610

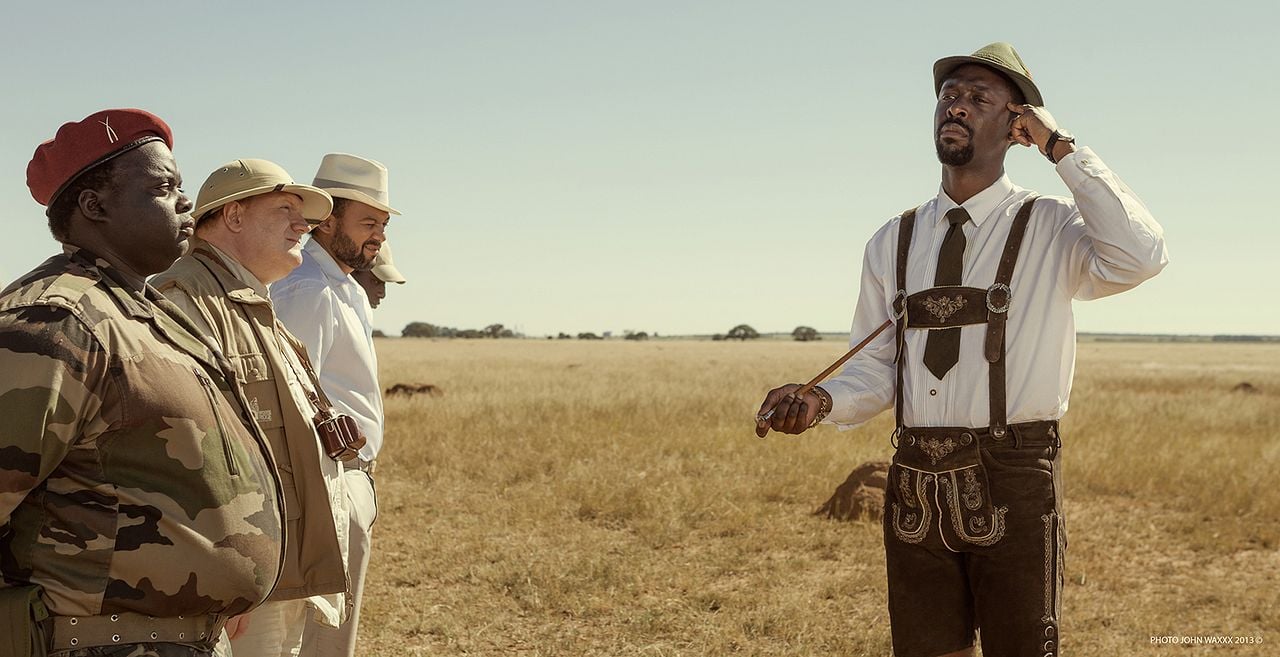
left=937, top=117, right=971, bottom=138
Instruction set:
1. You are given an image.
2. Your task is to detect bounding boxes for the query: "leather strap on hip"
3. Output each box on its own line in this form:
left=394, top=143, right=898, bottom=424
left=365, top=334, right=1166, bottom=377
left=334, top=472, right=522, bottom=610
left=50, top=613, right=226, bottom=651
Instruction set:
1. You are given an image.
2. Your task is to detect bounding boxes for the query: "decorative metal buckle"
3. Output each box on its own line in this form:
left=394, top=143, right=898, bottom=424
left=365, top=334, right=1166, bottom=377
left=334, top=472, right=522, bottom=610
left=985, top=283, right=1012, bottom=314
left=892, top=289, right=908, bottom=320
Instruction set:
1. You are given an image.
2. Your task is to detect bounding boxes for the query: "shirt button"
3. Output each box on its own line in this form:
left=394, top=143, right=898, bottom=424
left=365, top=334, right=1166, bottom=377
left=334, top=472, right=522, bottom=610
left=929, top=389, right=937, bottom=396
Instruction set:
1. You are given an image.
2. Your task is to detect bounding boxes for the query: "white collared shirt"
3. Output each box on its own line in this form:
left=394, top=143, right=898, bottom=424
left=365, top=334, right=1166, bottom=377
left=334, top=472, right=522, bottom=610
left=822, top=147, right=1169, bottom=429
left=272, top=238, right=384, bottom=461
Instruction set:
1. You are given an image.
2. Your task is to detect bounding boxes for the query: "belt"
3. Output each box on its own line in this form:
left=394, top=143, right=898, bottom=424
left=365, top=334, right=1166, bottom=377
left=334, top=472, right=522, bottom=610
left=343, top=457, right=376, bottom=475
left=49, top=612, right=226, bottom=651
left=896, top=420, right=1059, bottom=449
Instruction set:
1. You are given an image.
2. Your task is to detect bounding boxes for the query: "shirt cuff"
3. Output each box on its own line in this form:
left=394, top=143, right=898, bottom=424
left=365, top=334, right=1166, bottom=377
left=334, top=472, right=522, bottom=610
left=818, top=382, right=873, bottom=431
left=1055, top=146, right=1108, bottom=187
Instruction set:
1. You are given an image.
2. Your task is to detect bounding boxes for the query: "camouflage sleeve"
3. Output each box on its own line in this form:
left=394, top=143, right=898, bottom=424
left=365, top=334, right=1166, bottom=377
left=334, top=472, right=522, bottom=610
left=0, top=306, right=110, bottom=524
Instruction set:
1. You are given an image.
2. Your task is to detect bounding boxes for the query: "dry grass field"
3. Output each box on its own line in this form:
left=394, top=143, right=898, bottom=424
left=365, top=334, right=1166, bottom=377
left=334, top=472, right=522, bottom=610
left=361, top=339, right=1279, bottom=656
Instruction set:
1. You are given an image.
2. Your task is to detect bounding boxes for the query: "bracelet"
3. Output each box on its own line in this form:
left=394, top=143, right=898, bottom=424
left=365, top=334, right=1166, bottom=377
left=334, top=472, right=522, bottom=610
left=807, top=387, right=833, bottom=428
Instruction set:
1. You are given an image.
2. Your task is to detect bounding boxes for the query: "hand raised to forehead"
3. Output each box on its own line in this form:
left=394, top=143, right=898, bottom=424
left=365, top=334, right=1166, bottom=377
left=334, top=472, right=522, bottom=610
left=1007, top=102, right=1062, bottom=153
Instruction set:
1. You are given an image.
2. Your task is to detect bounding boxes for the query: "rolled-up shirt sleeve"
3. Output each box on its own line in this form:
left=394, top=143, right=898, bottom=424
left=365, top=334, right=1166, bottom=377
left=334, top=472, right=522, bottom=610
left=1055, top=147, right=1169, bottom=301
left=821, top=220, right=900, bottom=429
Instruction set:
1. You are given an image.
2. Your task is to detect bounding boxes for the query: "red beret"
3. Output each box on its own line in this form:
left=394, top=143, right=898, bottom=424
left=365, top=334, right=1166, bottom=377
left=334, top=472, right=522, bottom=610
left=27, top=108, right=174, bottom=208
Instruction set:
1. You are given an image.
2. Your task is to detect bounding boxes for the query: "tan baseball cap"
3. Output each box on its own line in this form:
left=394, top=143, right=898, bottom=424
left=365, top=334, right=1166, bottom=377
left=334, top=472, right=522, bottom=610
left=193, top=159, right=333, bottom=223
left=370, top=241, right=406, bottom=284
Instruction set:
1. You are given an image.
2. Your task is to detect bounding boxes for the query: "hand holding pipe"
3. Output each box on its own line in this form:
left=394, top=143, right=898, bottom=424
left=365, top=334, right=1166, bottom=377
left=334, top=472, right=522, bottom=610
left=755, top=319, right=893, bottom=437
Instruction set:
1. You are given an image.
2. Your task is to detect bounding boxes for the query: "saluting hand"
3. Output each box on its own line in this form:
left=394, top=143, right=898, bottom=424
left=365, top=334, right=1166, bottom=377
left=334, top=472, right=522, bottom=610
left=1007, top=102, right=1074, bottom=162
left=755, top=384, right=823, bottom=438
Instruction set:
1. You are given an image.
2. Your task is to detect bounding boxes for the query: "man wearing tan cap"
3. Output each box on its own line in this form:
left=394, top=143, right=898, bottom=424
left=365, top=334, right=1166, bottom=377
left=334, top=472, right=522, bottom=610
left=0, top=111, right=285, bottom=656
left=152, top=159, right=354, bottom=657
left=351, top=241, right=406, bottom=309
left=272, top=153, right=401, bottom=657
left=756, top=43, right=1167, bottom=656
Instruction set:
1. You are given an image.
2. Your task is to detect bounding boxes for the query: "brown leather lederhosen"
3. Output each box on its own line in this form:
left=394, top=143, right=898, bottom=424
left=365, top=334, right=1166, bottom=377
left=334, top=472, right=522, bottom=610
left=886, top=196, right=1049, bottom=549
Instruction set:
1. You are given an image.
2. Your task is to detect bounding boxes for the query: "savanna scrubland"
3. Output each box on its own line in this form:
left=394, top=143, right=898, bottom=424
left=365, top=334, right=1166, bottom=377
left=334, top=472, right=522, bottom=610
left=362, top=339, right=1279, bottom=656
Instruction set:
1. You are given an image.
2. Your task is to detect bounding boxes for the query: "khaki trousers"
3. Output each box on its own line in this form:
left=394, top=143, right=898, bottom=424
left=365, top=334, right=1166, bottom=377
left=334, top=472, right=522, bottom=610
left=214, top=598, right=308, bottom=657
left=300, top=468, right=377, bottom=657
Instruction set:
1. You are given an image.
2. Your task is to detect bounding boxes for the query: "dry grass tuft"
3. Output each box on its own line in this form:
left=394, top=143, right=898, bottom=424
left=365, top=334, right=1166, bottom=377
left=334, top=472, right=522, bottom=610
left=360, top=340, right=1279, bottom=656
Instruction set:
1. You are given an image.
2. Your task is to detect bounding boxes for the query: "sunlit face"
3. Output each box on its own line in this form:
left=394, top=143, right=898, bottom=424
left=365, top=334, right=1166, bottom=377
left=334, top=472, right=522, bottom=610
left=232, top=191, right=310, bottom=284
left=934, top=64, right=1019, bottom=166
left=329, top=200, right=390, bottom=271
left=95, top=141, right=195, bottom=276
left=352, top=268, right=387, bottom=308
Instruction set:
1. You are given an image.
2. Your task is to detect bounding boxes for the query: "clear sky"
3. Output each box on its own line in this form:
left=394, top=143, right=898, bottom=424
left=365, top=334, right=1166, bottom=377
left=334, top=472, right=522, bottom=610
left=1, top=1, right=1273, bottom=337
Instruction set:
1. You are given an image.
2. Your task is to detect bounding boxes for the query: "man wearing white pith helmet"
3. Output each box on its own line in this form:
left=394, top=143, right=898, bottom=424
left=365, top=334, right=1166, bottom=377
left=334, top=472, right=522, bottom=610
left=271, top=153, right=401, bottom=657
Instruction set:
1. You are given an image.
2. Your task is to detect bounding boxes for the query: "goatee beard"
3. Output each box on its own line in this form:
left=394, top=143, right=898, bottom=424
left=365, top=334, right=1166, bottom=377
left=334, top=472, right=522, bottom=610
left=936, top=139, right=974, bottom=166
left=331, top=230, right=378, bottom=271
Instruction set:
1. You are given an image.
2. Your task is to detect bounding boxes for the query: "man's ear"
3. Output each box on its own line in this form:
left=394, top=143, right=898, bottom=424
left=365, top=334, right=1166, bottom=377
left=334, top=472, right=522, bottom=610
left=79, top=188, right=110, bottom=223
left=222, top=200, right=246, bottom=233
left=313, top=215, right=336, bottom=236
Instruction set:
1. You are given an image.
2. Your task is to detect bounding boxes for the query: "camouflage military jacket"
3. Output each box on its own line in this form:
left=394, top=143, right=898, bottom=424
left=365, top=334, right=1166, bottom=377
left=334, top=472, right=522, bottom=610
left=0, top=246, right=284, bottom=619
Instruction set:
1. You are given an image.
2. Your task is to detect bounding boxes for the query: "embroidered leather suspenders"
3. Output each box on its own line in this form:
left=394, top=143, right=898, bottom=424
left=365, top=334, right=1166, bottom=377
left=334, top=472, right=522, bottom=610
left=891, top=196, right=1039, bottom=437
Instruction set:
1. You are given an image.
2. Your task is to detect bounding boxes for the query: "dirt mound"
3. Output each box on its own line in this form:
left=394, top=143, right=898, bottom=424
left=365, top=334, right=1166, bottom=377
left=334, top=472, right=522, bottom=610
left=814, top=460, right=889, bottom=521
left=1232, top=382, right=1259, bottom=394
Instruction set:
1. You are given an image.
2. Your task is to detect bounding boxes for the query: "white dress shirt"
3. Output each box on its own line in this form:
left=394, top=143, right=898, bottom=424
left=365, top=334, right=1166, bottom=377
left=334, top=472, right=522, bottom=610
left=823, top=147, right=1168, bottom=429
left=272, top=239, right=384, bottom=461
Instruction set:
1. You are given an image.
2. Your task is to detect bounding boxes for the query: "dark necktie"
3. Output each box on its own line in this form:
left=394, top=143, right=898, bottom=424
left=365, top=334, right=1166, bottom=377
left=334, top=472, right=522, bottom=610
left=923, top=207, right=970, bottom=380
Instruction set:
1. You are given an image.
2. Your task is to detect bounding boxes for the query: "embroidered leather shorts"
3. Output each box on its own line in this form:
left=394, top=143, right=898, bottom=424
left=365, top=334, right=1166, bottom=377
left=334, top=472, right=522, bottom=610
left=883, top=421, right=1066, bottom=657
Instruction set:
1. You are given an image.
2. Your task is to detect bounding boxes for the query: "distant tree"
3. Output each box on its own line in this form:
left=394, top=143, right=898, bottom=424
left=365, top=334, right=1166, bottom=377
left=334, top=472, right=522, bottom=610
left=372, top=329, right=386, bottom=338
left=402, top=322, right=436, bottom=338
left=499, top=328, right=515, bottom=338
left=557, top=332, right=573, bottom=340
left=726, top=324, right=760, bottom=340
left=458, top=329, right=484, bottom=339
left=484, top=323, right=505, bottom=339
left=792, top=326, right=821, bottom=342
left=711, top=334, right=726, bottom=341
left=625, top=331, right=649, bottom=341
left=577, top=332, right=603, bottom=340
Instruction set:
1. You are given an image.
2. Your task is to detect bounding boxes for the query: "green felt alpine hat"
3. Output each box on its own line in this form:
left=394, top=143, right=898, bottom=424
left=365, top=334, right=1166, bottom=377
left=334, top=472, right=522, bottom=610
left=933, top=42, right=1043, bottom=107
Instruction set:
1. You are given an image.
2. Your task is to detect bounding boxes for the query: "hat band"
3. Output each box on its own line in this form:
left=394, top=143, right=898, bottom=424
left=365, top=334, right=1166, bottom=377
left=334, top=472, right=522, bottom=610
left=312, top=177, right=389, bottom=205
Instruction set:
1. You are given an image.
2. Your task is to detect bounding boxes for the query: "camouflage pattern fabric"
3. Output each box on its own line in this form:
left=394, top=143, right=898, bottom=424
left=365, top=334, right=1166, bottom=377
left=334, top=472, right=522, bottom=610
left=51, top=642, right=214, bottom=657
left=0, top=246, right=284, bottom=619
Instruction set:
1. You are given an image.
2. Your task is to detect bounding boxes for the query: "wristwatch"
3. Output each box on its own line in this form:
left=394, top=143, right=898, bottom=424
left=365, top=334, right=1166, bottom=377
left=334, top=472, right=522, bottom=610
left=1044, top=129, right=1076, bottom=164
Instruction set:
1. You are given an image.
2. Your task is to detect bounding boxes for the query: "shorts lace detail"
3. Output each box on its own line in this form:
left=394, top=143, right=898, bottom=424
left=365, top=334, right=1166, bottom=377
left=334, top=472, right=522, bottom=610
left=961, top=468, right=983, bottom=511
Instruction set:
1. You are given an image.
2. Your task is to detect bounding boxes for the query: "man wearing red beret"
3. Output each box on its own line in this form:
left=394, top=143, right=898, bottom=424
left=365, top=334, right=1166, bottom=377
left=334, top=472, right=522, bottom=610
left=0, top=109, right=286, bottom=657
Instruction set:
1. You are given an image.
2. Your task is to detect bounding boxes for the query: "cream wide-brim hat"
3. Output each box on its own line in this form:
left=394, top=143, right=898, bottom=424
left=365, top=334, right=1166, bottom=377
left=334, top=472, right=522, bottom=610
left=193, top=158, right=333, bottom=223
left=312, top=152, right=401, bottom=216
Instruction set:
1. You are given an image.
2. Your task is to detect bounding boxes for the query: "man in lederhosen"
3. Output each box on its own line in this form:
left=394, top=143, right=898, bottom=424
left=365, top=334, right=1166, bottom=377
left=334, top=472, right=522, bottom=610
left=755, top=43, right=1168, bottom=657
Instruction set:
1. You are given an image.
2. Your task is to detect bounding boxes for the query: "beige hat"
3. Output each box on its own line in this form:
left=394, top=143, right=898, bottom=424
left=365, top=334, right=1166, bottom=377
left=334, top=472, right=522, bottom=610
left=312, top=153, right=401, bottom=216
left=369, top=241, right=406, bottom=284
left=193, top=159, right=333, bottom=223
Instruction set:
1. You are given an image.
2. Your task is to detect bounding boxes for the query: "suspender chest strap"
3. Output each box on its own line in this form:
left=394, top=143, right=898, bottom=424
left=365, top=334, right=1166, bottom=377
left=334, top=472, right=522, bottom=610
left=892, top=208, right=917, bottom=431
left=891, top=196, right=1039, bottom=435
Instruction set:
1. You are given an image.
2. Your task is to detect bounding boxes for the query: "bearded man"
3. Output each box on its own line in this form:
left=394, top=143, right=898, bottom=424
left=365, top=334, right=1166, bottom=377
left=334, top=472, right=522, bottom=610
left=270, top=153, right=401, bottom=657
left=756, top=43, right=1167, bottom=657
